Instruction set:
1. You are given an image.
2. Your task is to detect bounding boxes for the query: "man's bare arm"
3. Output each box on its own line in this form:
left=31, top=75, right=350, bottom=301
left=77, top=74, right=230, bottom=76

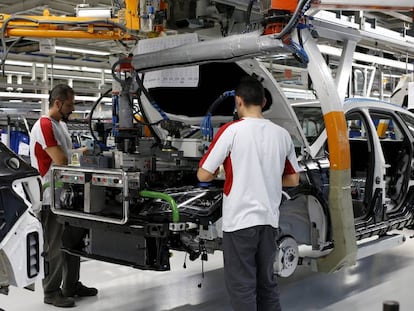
left=45, top=146, right=68, bottom=165
left=197, top=167, right=216, bottom=182
left=282, top=173, right=299, bottom=187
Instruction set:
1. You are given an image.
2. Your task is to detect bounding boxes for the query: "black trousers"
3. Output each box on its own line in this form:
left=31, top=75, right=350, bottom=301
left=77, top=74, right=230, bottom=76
left=41, top=208, right=85, bottom=297
left=223, top=225, right=281, bottom=311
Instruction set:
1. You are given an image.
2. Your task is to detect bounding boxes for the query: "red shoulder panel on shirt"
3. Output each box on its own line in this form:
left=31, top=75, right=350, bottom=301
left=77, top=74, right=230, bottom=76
left=199, top=119, right=243, bottom=167
left=283, top=159, right=297, bottom=175
left=34, top=142, right=52, bottom=177
left=40, top=117, right=58, bottom=148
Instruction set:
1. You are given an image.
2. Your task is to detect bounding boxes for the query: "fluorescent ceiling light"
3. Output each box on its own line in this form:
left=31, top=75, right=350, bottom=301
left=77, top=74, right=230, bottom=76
left=47, top=64, right=111, bottom=74
left=52, top=74, right=112, bottom=82
left=0, top=92, right=48, bottom=99
left=55, top=46, right=111, bottom=56
left=0, top=92, right=112, bottom=102
left=5, top=60, right=33, bottom=67
left=5, top=60, right=111, bottom=75
left=3, top=70, right=31, bottom=76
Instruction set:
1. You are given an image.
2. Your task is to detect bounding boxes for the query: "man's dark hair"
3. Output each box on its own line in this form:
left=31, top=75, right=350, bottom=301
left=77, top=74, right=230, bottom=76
left=235, top=76, right=265, bottom=106
left=49, top=84, right=74, bottom=108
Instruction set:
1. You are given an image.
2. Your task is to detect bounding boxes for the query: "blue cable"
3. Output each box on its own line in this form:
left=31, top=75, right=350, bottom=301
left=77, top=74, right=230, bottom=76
left=200, top=113, right=212, bottom=138
left=223, top=90, right=235, bottom=97
left=201, top=90, right=235, bottom=140
left=112, top=95, right=119, bottom=137
left=288, top=40, right=309, bottom=64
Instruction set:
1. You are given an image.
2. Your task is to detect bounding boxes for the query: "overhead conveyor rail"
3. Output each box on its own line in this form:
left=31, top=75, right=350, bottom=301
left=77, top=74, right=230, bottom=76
left=309, top=10, right=414, bottom=72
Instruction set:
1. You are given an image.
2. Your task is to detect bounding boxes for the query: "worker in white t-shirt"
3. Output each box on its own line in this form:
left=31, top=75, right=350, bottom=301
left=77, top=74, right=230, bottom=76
left=30, top=84, right=97, bottom=308
left=197, top=76, right=301, bottom=311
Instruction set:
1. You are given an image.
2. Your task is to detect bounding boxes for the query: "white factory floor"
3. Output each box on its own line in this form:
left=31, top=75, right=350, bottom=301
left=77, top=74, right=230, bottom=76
left=2, top=230, right=414, bottom=311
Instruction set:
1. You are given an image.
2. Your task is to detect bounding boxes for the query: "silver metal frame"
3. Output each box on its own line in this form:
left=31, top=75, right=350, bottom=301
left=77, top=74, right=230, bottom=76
left=50, top=165, right=140, bottom=225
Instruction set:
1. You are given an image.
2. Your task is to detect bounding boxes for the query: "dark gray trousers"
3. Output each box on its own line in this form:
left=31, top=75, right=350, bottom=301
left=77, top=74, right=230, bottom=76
left=41, top=208, right=84, bottom=297
left=223, top=225, right=281, bottom=311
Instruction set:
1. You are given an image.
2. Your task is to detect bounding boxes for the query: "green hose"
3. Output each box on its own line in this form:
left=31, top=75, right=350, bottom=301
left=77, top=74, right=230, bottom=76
left=139, top=190, right=179, bottom=223
left=42, top=181, right=64, bottom=190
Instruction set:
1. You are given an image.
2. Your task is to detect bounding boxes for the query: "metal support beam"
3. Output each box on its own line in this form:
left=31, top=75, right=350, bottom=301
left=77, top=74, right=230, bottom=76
left=356, top=234, right=405, bottom=260
left=312, top=0, right=414, bottom=10
left=41, top=66, right=49, bottom=116
left=302, top=28, right=357, bottom=273
left=380, top=70, right=385, bottom=101
left=335, top=40, right=357, bottom=101
left=311, top=10, right=414, bottom=58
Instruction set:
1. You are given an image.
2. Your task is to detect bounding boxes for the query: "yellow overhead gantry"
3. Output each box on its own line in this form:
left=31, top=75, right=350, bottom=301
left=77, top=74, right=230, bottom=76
left=0, top=0, right=168, bottom=40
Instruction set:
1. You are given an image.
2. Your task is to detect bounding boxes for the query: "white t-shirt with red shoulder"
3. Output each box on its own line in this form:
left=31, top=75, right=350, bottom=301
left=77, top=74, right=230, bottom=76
left=30, top=116, right=72, bottom=205
left=199, top=117, right=301, bottom=232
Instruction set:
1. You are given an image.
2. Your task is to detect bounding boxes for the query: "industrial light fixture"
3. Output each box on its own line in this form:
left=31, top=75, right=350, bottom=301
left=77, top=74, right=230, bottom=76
left=55, top=46, right=111, bottom=56
left=3, top=60, right=112, bottom=83
left=0, top=92, right=112, bottom=103
left=4, top=60, right=111, bottom=74
left=52, top=73, right=112, bottom=83
left=5, top=60, right=34, bottom=67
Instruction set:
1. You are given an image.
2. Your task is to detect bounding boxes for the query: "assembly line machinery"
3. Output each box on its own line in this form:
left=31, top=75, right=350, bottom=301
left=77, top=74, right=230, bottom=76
left=0, top=0, right=413, bottom=294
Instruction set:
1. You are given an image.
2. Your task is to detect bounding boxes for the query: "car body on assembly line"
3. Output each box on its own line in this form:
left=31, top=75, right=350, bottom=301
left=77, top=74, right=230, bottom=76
left=279, top=98, right=414, bottom=276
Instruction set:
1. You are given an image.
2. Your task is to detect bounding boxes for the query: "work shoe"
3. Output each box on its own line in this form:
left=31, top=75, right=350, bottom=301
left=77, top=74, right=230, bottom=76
left=44, top=291, right=75, bottom=308
left=63, top=282, right=98, bottom=298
